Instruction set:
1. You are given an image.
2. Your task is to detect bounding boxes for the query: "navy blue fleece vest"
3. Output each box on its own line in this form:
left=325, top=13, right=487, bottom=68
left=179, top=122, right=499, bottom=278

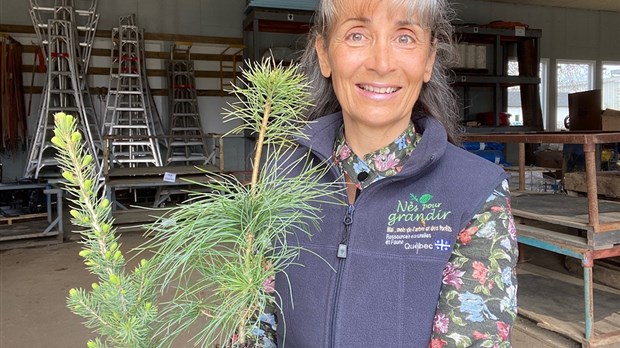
left=275, top=112, right=508, bottom=348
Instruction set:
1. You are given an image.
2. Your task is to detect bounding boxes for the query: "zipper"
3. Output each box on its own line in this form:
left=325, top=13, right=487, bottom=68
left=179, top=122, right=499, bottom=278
left=338, top=204, right=355, bottom=258
left=329, top=203, right=355, bottom=348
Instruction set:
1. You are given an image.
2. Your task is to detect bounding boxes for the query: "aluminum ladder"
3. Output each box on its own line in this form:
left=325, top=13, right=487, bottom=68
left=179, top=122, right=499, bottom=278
left=165, top=43, right=210, bottom=165
left=102, top=14, right=164, bottom=168
left=24, top=0, right=101, bottom=179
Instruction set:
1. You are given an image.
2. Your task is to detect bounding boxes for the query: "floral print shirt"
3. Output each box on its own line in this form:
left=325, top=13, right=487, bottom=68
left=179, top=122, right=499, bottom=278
left=334, top=121, right=421, bottom=188
left=334, top=122, right=519, bottom=348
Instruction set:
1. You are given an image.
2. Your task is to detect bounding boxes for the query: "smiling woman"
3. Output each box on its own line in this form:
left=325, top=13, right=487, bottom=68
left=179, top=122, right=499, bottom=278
left=272, top=0, right=520, bottom=347
left=314, top=0, right=436, bottom=155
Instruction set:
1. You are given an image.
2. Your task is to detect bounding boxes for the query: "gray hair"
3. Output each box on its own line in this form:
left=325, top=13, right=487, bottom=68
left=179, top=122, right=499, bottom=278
left=300, top=0, right=462, bottom=144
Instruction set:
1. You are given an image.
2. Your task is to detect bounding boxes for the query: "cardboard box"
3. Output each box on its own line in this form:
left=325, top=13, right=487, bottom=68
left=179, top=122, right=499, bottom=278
left=602, top=108, right=620, bottom=131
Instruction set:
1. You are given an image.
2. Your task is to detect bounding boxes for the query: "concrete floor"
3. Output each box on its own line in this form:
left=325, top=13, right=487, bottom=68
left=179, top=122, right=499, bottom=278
left=0, top=228, right=614, bottom=348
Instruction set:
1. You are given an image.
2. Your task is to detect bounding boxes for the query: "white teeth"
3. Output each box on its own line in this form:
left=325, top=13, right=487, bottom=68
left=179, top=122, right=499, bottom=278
left=360, top=85, right=398, bottom=94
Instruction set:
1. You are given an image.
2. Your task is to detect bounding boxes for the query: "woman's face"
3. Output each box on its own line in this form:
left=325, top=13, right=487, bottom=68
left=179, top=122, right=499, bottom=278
left=316, top=0, right=436, bottom=132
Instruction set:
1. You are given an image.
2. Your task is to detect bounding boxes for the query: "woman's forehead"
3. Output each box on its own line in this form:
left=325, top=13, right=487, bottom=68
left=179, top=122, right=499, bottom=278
left=330, top=0, right=427, bottom=27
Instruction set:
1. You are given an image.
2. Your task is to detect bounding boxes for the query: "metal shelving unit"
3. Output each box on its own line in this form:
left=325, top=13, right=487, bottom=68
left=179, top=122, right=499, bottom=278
left=453, top=25, right=543, bottom=130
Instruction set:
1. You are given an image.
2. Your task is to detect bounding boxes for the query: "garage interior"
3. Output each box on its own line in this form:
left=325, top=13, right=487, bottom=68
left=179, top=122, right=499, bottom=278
left=1, top=0, right=620, bottom=347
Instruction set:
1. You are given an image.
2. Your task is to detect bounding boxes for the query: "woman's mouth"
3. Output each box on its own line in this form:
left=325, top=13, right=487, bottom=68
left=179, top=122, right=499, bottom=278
left=358, top=84, right=400, bottom=94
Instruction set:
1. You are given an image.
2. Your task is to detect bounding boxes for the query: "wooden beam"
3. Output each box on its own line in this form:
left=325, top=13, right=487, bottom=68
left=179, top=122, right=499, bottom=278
left=0, top=24, right=243, bottom=46
left=22, top=65, right=237, bottom=78
left=23, top=86, right=232, bottom=97
left=20, top=45, right=242, bottom=62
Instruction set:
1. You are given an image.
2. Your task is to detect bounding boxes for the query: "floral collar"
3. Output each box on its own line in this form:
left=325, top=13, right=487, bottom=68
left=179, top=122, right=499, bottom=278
left=333, top=122, right=421, bottom=190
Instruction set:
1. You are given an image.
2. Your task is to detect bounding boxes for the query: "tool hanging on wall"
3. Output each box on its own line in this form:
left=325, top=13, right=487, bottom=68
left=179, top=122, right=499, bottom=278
left=0, top=34, right=28, bottom=153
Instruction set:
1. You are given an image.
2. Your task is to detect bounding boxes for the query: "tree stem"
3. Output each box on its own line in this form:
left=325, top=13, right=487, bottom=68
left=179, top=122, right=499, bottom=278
left=237, top=230, right=255, bottom=345
left=250, top=97, right=272, bottom=194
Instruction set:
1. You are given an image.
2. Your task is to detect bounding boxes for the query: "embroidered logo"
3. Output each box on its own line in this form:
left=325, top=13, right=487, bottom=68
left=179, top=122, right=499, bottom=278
left=384, top=192, right=454, bottom=253
left=434, top=239, right=451, bottom=252
left=387, top=193, right=452, bottom=227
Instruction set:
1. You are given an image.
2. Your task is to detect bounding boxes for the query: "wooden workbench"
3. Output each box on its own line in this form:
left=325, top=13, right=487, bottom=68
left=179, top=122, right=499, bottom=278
left=0, top=183, right=64, bottom=247
left=105, top=164, right=225, bottom=209
left=464, top=131, right=620, bottom=347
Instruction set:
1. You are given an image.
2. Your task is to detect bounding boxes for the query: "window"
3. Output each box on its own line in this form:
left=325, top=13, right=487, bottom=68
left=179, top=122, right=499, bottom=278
left=506, top=59, right=548, bottom=127
left=555, top=60, right=595, bottom=130
left=602, top=62, right=620, bottom=111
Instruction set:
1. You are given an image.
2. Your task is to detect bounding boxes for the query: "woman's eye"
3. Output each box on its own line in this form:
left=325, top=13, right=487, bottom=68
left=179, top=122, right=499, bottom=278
left=346, top=32, right=365, bottom=42
left=397, top=35, right=414, bottom=44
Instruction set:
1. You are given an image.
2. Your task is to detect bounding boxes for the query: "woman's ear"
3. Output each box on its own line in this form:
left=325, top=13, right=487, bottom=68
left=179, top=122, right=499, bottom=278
left=315, top=36, right=332, bottom=78
left=423, top=41, right=437, bottom=83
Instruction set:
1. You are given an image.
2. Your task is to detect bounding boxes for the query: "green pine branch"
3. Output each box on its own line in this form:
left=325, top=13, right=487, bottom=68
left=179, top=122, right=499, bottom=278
left=145, top=59, right=340, bottom=347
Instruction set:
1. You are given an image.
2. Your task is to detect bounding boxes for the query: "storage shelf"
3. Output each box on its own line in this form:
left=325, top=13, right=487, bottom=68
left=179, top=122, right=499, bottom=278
left=242, top=7, right=314, bottom=66
left=455, top=25, right=542, bottom=39
left=452, top=24, right=543, bottom=129
left=454, top=75, right=540, bottom=86
left=242, top=8, right=313, bottom=34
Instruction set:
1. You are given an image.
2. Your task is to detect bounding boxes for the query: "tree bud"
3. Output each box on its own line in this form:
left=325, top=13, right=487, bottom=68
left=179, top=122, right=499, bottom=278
left=62, top=171, right=75, bottom=183
left=109, top=274, right=120, bottom=285
left=71, top=131, right=82, bottom=143
left=54, top=112, right=66, bottom=123
left=51, top=136, right=65, bottom=148
left=82, top=155, right=93, bottom=166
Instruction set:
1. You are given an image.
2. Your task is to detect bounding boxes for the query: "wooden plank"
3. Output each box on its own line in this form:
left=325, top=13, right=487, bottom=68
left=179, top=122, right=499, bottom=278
left=512, top=193, right=620, bottom=233
left=0, top=213, right=48, bottom=225
left=0, top=231, right=58, bottom=242
left=517, top=263, right=620, bottom=346
left=564, top=171, right=620, bottom=198
left=23, top=86, right=231, bottom=97
left=463, top=131, right=620, bottom=146
left=22, top=65, right=238, bottom=78
left=504, top=165, right=560, bottom=173
left=21, top=45, right=242, bottom=62
left=565, top=257, right=620, bottom=293
left=0, top=24, right=243, bottom=46
left=108, top=175, right=216, bottom=188
left=106, top=164, right=220, bottom=177
left=516, top=223, right=590, bottom=250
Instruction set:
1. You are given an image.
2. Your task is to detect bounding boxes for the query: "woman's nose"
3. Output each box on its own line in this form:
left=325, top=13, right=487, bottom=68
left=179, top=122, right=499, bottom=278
left=368, top=40, right=394, bottom=74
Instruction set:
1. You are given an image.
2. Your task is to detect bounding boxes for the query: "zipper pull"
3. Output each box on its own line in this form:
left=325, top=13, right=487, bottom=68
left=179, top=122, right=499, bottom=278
left=338, top=205, right=355, bottom=259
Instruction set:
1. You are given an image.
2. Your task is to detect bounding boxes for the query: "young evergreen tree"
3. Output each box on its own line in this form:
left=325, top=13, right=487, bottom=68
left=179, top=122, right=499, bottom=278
left=52, top=112, right=158, bottom=348
left=53, top=59, right=340, bottom=347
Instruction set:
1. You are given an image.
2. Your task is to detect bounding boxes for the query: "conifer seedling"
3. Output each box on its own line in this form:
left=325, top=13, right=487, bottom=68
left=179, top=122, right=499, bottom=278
left=54, top=59, right=340, bottom=347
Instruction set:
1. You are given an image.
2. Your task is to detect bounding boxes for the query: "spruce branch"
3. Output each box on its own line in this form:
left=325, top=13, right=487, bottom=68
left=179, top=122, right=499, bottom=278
left=52, top=113, right=158, bottom=348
